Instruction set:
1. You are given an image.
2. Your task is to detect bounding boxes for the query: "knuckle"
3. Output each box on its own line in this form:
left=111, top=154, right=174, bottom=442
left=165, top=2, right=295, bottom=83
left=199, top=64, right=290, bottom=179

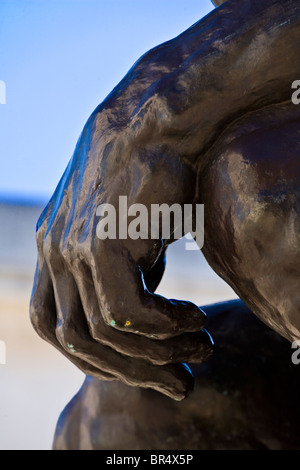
left=29, top=303, right=53, bottom=344
left=102, top=298, right=135, bottom=328
left=42, top=231, right=78, bottom=268
left=89, top=322, right=104, bottom=342
left=56, top=324, right=77, bottom=352
left=60, top=239, right=74, bottom=264
left=42, top=231, right=58, bottom=264
left=35, top=212, right=49, bottom=250
left=29, top=303, right=43, bottom=334
left=35, top=225, right=46, bottom=252
left=61, top=237, right=90, bottom=268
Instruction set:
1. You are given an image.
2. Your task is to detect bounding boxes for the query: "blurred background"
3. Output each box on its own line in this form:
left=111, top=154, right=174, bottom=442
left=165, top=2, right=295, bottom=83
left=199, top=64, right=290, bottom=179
left=0, top=0, right=238, bottom=450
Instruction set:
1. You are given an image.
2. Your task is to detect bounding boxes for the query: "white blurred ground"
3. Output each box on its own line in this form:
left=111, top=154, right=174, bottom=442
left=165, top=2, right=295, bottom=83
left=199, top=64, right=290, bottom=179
left=0, top=201, right=237, bottom=450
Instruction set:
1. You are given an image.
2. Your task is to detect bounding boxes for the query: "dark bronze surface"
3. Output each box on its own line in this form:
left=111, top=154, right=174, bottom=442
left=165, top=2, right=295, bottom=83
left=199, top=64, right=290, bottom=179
left=53, top=300, right=300, bottom=450
left=29, top=0, right=300, bottom=449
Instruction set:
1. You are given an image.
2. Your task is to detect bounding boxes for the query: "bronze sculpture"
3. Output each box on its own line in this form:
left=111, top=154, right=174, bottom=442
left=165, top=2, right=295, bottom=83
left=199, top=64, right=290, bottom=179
left=53, top=300, right=300, bottom=450
left=30, top=0, right=300, bottom=449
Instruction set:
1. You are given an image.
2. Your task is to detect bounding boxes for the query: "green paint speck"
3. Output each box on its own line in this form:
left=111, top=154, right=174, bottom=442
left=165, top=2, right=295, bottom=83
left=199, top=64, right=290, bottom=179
left=67, top=343, right=76, bottom=353
left=111, top=320, right=116, bottom=327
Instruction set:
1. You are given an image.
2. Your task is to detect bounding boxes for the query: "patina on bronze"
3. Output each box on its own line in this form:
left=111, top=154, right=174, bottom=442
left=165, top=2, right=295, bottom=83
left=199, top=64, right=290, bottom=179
left=30, top=0, right=300, bottom=449
left=53, top=300, right=300, bottom=450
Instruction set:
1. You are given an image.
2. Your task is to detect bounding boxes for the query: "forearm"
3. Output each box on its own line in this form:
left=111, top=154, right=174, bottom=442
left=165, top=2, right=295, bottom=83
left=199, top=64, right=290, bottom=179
left=88, top=0, right=299, bottom=171
left=158, top=0, right=300, bottom=165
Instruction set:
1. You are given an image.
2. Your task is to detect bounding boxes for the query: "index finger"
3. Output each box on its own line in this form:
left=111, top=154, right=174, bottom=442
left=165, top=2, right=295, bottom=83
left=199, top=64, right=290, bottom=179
left=89, top=240, right=206, bottom=340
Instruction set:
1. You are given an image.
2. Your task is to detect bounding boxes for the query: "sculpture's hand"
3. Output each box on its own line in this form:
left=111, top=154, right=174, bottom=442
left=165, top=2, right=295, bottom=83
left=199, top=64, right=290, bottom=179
left=30, top=0, right=300, bottom=401
left=30, top=123, right=213, bottom=401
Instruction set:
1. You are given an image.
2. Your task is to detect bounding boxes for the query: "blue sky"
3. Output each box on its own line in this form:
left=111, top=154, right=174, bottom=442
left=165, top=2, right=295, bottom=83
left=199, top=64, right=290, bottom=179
left=0, top=0, right=214, bottom=203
